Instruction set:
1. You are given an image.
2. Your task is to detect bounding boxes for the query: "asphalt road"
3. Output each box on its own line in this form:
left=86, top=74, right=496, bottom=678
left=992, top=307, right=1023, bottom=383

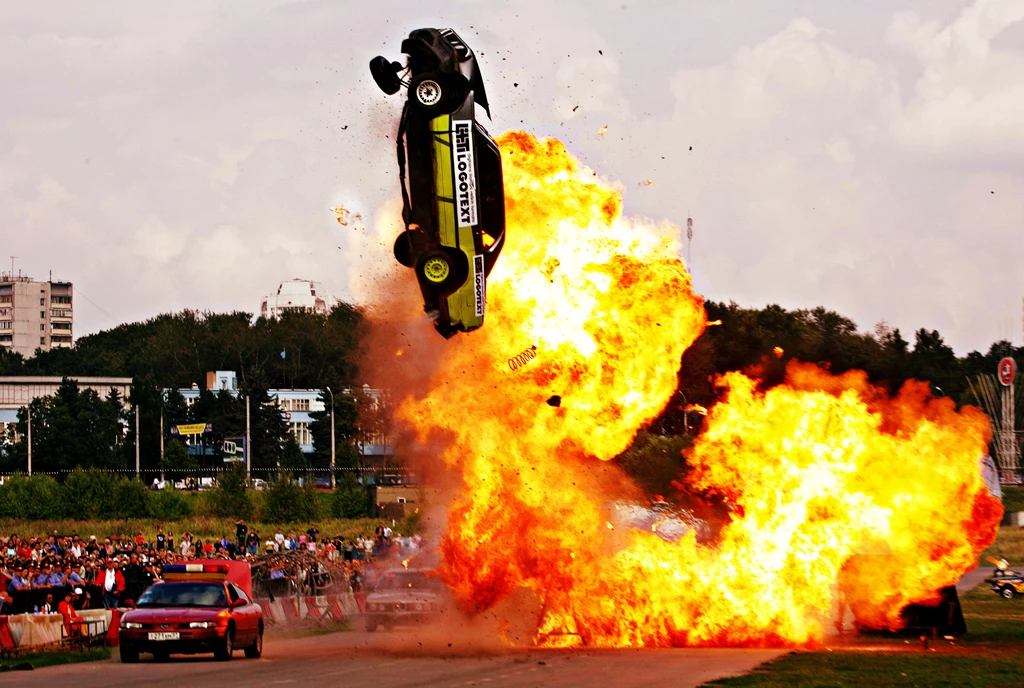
left=1, top=630, right=785, bottom=688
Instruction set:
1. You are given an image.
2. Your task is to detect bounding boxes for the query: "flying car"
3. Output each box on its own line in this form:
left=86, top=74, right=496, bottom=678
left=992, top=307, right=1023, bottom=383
left=370, top=28, right=505, bottom=338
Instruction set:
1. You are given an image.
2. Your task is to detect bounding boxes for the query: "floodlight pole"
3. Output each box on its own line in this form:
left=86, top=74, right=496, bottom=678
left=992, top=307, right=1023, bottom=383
left=326, top=387, right=336, bottom=489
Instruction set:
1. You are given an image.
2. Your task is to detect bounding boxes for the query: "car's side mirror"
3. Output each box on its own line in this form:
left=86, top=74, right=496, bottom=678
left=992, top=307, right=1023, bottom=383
left=231, top=598, right=246, bottom=608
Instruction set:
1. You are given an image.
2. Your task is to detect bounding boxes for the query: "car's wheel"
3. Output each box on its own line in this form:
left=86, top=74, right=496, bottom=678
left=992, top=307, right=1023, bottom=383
left=214, top=627, right=234, bottom=661
left=409, top=73, right=447, bottom=112
left=120, top=645, right=139, bottom=663
left=244, top=625, right=263, bottom=659
left=365, top=618, right=378, bottom=633
left=416, top=248, right=466, bottom=292
left=152, top=650, right=170, bottom=662
left=1001, top=586, right=1016, bottom=599
left=394, top=230, right=421, bottom=268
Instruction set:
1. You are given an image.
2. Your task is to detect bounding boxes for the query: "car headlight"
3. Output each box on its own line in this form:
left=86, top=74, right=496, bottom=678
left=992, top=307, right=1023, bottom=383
left=189, top=621, right=215, bottom=629
left=122, top=621, right=142, bottom=629
left=414, top=603, right=424, bottom=611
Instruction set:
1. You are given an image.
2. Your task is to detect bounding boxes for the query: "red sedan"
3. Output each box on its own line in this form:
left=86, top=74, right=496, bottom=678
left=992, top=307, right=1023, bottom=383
left=118, top=562, right=263, bottom=662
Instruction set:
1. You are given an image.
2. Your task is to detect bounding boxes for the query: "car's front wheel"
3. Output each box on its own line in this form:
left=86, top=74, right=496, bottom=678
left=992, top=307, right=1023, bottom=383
left=120, top=645, right=139, bottom=663
left=1001, top=586, right=1016, bottom=599
left=214, top=628, right=234, bottom=661
left=409, top=73, right=446, bottom=111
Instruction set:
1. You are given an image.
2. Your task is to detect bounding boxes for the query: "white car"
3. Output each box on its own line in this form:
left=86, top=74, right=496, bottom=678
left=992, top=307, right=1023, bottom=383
left=364, top=569, right=445, bottom=632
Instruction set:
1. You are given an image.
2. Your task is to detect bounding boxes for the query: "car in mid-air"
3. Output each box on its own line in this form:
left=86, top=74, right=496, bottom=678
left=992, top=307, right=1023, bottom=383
left=370, top=28, right=505, bottom=339
left=118, top=561, right=263, bottom=662
left=363, top=568, right=445, bottom=632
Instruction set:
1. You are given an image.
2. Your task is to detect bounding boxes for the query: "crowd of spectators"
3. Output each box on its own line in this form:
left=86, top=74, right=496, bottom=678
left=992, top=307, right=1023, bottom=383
left=1, top=522, right=425, bottom=620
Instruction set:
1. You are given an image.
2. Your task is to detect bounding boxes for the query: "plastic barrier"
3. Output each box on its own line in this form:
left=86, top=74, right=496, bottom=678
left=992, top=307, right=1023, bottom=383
left=255, top=593, right=363, bottom=628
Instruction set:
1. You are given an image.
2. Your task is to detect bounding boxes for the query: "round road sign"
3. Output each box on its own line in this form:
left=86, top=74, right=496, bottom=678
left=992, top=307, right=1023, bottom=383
left=998, top=357, right=1016, bottom=386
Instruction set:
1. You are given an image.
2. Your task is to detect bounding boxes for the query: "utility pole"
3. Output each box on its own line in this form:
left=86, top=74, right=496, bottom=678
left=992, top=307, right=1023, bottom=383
left=159, top=408, right=165, bottom=482
left=135, top=405, right=140, bottom=479
left=245, top=395, right=251, bottom=483
left=26, top=405, right=32, bottom=477
left=326, top=387, right=336, bottom=489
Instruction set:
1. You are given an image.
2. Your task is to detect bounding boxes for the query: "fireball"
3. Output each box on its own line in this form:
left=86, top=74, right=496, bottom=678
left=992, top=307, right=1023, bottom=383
left=394, top=131, right=1001, bottom=648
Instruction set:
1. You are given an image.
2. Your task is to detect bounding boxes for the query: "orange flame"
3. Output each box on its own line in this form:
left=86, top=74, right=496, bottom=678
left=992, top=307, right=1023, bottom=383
left=773, top=346, right=784, bottom=358
left=684, top=403, right=708, bottom=416
left=395, top=131, right=1001, bottom=648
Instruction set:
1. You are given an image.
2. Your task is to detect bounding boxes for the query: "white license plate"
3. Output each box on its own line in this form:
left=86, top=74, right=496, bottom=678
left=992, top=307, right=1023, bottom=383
left=148, top=632, right=180, bottom=641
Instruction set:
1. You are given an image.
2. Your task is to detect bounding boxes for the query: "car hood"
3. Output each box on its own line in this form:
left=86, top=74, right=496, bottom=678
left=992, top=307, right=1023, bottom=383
left=123, top=607, right=225, bottom=624
left=366, top=591, right=438, bottom=605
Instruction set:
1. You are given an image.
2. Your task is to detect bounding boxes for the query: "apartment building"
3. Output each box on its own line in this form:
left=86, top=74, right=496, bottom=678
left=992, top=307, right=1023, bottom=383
left=0, top=273, right=74, bottom=357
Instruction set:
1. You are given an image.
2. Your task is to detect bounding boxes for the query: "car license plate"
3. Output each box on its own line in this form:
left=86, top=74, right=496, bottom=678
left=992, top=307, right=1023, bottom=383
left=148, top=632, right=179, bottom=641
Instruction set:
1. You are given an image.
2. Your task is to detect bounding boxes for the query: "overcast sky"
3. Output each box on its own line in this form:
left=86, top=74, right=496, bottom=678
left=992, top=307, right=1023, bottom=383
left=2, top=0, right=1022, bottom=354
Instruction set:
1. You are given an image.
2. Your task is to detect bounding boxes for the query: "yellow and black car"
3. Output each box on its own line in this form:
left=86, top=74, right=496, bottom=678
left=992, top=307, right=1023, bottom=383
left=371, top=28, right=505, bottom=338
left=986, top=564, right=1024, bottom=599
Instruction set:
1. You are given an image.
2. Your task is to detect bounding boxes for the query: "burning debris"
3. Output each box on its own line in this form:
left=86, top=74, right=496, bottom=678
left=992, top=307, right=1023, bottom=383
left=393, top=131, right=1000, bottom=649
left=545, top=395, right=562, bottom=407
left=507, top=345, right=538, bottom=371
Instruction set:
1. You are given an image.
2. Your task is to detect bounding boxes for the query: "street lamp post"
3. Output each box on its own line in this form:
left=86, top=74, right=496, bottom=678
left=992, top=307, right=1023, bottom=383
left=326, top=387, right=336, bottom=489
left=26, top=405, right=32, bottom=477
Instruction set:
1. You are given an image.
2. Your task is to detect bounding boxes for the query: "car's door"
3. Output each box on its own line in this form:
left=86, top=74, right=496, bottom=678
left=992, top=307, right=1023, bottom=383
left=225, top=584, right=250, bottom=645
left=232, top=583, right=258, bottom=641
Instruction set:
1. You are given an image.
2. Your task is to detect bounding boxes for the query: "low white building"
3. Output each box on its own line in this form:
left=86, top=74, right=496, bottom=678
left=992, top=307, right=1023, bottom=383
left=259, top=279, right=339, bottom=319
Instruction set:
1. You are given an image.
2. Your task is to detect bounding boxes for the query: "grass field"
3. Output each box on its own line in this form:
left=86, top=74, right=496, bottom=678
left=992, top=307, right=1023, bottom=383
left=1001, top=486, right=1024, bottom=513
left=0, top=516, right=418, bottom=543
left=706, top=525, right=1024, bottom=688
left=0, top=648, right=110, bottom=671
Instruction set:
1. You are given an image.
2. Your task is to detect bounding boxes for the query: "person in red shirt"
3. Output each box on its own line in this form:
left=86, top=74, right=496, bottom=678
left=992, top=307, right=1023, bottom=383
left=96, top=559, right=125, bottom=609
left=58, top=590, right=84, bottom=636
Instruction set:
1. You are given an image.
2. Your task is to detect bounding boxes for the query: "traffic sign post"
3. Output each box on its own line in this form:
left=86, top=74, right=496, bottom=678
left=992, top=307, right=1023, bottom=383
left=998, top=357, right=1016, bottom=387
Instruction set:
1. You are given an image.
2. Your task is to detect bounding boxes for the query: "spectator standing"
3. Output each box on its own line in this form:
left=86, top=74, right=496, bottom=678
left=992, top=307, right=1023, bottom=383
left=235, top=520, right=248, bottom=552
left=96, top=559, right=125, bottom=609
left=155, top=528, right=166, bottom=552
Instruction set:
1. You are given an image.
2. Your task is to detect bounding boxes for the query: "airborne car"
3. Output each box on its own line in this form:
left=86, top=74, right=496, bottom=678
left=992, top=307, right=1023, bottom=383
left=370, top=28, right=505, bottom=338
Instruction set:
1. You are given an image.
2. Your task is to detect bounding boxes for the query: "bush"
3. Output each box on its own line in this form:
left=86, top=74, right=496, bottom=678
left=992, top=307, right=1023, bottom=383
left=261, top=473, right=323, bottom=523
left=149, top=488, right=194, bottom=520
left=207, top=464, right=253, bottom=520
left=0, top=474, right=64, bottom=519
left=330, top=476, right=369, bottom=518
left=62, top=469, right=119, bottom=519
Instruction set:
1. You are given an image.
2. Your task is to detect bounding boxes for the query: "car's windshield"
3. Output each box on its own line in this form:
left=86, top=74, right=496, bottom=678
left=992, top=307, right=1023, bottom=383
left=376, top=571, right=442, bottom=592
left=136, top=582, right=227, bottom=608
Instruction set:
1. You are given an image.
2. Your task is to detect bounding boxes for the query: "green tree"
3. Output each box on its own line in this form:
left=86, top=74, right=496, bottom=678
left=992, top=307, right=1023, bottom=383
left=208, top=464, right=253, bottom=519
left=309, top=390, right=360, bottom=471
left=280, top=435, right=307, bottom=474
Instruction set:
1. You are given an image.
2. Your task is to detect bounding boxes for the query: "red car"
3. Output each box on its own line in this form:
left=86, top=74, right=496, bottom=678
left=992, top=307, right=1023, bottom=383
left=118, top=561, right=263, bottom=662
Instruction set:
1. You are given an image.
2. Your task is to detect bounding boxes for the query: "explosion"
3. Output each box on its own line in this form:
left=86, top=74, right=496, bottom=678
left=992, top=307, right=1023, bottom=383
left=394, top=131, right=1002, bottom=648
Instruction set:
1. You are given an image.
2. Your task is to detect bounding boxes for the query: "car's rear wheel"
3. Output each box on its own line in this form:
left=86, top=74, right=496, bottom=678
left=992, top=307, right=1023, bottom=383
left=416, top=248, right=466, bottom=293
left=120, top=645, right=139, bottom=663
left=244, top=625, right=263, bottom=659
left=214, top=628, right=234, bottom=661
left=394, top=230, right=423, bottom=268
left=1001, top=586, right=1016, bottom=599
